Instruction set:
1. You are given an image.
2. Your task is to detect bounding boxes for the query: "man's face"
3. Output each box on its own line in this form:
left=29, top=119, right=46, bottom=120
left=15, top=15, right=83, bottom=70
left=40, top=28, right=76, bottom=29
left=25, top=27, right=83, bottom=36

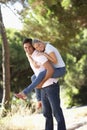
left=23, top=43, right=34, bottom=55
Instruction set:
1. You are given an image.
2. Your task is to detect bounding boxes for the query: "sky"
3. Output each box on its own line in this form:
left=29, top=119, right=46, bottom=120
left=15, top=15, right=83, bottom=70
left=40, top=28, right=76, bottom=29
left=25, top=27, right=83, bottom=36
left=1, top=4, right=23, bottom=30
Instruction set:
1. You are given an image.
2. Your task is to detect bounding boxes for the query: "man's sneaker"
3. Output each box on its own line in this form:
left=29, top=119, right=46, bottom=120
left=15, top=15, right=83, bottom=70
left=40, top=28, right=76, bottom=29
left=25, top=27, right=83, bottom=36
left=14, top=92, right=27, bottom=100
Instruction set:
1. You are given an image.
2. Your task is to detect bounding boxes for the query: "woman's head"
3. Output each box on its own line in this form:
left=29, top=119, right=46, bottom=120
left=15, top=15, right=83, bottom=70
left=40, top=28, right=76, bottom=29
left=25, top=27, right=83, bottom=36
left=32, top=39, right=45, bottom=52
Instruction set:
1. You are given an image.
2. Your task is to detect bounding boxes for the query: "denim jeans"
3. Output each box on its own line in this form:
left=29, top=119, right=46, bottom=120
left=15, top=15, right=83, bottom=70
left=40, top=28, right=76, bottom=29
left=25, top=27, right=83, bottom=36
left=53, top=67, right=66, bottom=78
left=23, top=67, right=66, bottom=95
left=41, top=82, right=66, bottom=130
left=23, top=70, right=47, bottom=95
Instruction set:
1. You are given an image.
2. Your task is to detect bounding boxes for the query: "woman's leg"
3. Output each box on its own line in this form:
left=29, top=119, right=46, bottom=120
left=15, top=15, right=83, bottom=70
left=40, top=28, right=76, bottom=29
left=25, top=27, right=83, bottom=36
left=23, top=67, right=66, bottom=95
left=15, top=67, right=66, bottom=99
left=23, top=70, right=47, bottom=95
left=31, top=74, right=41, bottom=101
left=31, top=74, right=36, bottom=82
left=52, top=67, right=66, bottom=78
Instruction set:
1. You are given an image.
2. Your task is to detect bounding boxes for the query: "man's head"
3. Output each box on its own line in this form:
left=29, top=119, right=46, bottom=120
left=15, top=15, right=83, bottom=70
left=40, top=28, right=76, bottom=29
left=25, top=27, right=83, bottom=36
left=23, top=38, right=35, bottom=55
left=23, top=38, right=32, bottom=45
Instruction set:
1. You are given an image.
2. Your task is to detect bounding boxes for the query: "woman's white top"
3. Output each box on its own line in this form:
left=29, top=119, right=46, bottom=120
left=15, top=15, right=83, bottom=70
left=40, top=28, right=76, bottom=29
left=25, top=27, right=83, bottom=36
left=45, top=43, right=65, bottom=68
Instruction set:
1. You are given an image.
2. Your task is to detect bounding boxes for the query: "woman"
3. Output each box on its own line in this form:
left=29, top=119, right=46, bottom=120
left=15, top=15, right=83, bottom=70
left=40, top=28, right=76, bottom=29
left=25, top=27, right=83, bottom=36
left=32, top=39, right=66, bottom=78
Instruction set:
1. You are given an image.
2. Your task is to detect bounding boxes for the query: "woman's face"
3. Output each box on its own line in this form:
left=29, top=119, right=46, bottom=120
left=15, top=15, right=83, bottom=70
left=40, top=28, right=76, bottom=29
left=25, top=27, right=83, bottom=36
left=33, top=42, right=45, bottom=52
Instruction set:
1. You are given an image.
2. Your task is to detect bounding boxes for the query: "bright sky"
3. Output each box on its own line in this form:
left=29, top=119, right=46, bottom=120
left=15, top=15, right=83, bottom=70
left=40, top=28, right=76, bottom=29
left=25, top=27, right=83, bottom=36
left=1, top=4, right=23, bottom=30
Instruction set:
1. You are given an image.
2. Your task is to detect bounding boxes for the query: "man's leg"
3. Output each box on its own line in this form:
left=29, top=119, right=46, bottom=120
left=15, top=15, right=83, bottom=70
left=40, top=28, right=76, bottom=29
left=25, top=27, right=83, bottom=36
left=41, top=89, right=53, bottom=130
left=45, top=82, right=66, bottom=130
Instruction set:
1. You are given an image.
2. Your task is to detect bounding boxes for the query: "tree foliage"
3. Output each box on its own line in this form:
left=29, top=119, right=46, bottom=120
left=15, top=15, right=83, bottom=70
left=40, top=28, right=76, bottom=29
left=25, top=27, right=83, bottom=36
left=20, top=0, right=87, bottom=107
left=21, top=0, right=87, bottom=49
left=63, top=31, right=87, bottom=107
left=0, top=0, right=87, bottom=108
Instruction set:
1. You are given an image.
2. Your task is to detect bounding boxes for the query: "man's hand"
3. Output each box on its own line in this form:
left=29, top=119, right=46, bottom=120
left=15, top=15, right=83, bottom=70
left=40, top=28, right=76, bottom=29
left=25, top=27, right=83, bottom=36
left=37, top=101, right=42, bottom=109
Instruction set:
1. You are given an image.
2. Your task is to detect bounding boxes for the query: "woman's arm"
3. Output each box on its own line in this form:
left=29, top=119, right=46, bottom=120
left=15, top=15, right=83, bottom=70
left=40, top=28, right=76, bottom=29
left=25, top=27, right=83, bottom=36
left=38, top=52, right=58, bottom=64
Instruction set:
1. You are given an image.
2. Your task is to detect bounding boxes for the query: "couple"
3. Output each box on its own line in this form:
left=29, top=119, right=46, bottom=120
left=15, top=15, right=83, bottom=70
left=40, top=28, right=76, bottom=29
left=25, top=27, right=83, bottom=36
left=15, top=38, right=66, bottom=130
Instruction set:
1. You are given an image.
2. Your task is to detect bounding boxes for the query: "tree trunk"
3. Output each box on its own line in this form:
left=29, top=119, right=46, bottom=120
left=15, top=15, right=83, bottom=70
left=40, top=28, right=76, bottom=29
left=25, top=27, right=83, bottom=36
left=0, top=5, right=10, bottom=111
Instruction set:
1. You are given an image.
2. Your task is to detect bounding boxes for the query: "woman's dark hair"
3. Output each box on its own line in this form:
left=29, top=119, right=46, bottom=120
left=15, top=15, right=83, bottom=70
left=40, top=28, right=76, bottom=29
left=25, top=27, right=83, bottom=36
left=23, top=38, right=32, bottom=45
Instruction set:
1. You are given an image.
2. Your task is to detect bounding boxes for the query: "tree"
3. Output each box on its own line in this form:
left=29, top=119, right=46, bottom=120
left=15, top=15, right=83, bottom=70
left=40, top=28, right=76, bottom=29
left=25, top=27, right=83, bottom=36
left=0, top=0, right=28, bottom=113
left=0, top=5, right=10, bottom=111
left=63, top=37, right=87, bottom=107
left=20, top=0, right=87, bottom=50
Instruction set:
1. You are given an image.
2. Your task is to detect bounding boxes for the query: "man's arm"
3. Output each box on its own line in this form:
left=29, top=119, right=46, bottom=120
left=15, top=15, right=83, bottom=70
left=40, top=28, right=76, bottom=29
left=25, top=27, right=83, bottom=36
left=36, top=61, right=54, bottom=88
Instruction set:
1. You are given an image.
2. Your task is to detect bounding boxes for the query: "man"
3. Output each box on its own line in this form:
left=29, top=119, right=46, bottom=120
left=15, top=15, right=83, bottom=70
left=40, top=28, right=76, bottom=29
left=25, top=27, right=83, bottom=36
left=16, top=38, right=66, bottom=130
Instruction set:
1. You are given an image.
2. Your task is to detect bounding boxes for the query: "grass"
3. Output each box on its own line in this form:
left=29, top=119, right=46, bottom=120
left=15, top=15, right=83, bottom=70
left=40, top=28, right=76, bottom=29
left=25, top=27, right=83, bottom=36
left=0, top=100, right=87, bottom=130
left=0, top=109, right=45, bottom=130
left=0, top=99, right=44, bottom=130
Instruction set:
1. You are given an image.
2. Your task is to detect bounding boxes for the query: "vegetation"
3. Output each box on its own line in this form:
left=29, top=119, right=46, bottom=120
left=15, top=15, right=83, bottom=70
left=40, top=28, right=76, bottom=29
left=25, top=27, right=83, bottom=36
left=20, top=0, right=87, bottom=107
left=0, top=0, right=87, bottom=113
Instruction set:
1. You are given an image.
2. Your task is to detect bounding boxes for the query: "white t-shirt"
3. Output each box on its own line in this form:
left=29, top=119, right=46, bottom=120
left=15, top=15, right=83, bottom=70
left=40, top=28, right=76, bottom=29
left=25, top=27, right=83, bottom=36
left=26, top=50, right=47, bottom=77
left=45, top=43, right=65, bottom=68
left=26, top=50, right=58, bottom=88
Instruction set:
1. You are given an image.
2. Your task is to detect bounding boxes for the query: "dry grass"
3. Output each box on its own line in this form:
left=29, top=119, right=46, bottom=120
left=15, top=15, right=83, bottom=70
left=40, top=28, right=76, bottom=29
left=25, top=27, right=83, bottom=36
left=0, top=100, right=44, bottom=130
left=0, top=114, right=45, bottom=130
left=0, top=104, right=87, bottom=130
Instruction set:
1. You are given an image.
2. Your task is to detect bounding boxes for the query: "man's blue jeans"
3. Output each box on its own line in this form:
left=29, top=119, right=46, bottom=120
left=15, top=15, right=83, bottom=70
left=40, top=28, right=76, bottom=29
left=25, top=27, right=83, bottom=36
left=41, top=82, right=66, bottom=130
left=23, top=67, right=66, bottom=95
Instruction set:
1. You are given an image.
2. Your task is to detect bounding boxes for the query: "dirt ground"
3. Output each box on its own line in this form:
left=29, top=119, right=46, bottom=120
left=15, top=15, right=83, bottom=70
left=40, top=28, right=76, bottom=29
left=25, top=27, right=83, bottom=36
left=63, top=106, right=87, bottom=130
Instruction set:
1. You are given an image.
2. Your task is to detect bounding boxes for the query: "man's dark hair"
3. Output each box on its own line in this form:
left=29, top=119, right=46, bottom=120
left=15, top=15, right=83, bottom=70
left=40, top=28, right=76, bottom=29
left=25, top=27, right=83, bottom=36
left=23, top=38, right=32, bottom=45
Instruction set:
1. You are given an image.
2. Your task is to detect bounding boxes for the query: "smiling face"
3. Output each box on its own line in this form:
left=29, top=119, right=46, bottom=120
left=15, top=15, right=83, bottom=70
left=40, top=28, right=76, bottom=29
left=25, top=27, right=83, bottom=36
left=23, top=42, right=34, bottom=55
left=33, top=42, right=45, bottom=52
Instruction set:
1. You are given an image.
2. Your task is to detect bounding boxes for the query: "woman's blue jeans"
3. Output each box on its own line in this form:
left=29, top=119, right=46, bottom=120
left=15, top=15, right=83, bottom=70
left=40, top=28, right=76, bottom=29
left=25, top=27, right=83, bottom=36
left=41, top=82, right=66, bottom=130
left=23, top=67, right=66, bottom=95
